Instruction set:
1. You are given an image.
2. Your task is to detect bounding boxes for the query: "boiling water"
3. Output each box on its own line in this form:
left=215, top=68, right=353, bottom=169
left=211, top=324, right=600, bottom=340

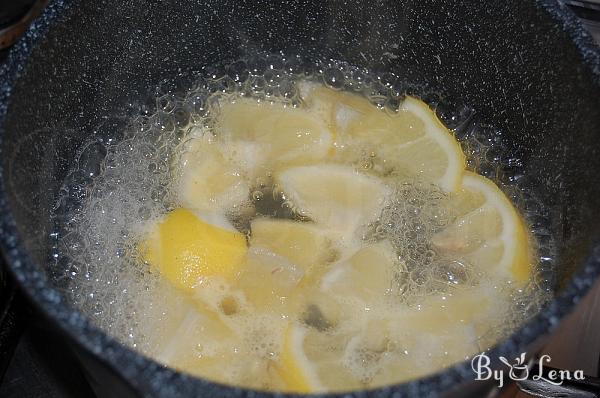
left=50, top=55, right=555, bottom=391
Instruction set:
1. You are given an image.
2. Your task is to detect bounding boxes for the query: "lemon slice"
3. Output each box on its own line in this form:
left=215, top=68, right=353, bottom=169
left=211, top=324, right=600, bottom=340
left=277, top=325, right=322, bottom=392
left=432, top=172, right=532, bottom=285
left=342, top=96, right=466, bottom=192
left=341, top=284, right=505, bottom=387
left=290, top=286, right=505, bottom=388
left=152, top=303, right=278, bottom=389
left=321, top=241, right=398, bottom=304
left=154, top=304, right=236, bottom=365
left=300, top=84, right=465, bottom=192
left=299, top=82, right=374, bottom=146
left=276, top=164, right=390, bottom=235
left=276, top=324, right=359, bottom=393
left=377, top=96, right=466, bottom=192
left=140, top=208, right=248, bottom=292
left=237, top=247, right=304, bottom=314
left=250, top=218, right=336, bottom=272
left=138, top=279, right=242, bottom=379
left=215, top=98, right=333, bottom=173
left=178, top=136, right=250, bottom=212
left=357, top=317, right=480, bottom=386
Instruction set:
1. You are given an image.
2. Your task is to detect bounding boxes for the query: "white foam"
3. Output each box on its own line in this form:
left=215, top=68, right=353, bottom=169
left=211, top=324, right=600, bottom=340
left=54, top=61, right=551, bottom=391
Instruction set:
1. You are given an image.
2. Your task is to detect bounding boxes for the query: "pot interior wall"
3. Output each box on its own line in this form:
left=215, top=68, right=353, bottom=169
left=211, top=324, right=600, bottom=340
left=2, top=0, right=600, bottom=327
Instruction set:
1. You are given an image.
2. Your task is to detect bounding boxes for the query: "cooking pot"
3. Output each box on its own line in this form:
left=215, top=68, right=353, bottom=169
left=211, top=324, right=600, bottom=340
left=1, top=0, right=600, bottom=397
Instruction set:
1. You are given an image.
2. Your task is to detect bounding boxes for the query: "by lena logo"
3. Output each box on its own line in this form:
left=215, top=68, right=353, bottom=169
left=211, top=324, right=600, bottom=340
left=471, top=352, right=585, bottom=388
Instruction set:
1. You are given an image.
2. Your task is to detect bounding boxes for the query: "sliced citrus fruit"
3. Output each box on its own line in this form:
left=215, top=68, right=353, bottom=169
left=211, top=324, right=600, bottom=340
left=132, top=80, right=539, bottom=392
left=432, top=171, right=532, bottom=285
left=300, top=84, right=465, bottom=192
left=152, top=302, right=280, bottom=388
left=250, top=218, right=336, bottom=272
left=236, top=246, right=304, bottom=314
left=275, top=324, right=360, bottom=393
left=178, top=136, right=250, bottom=212
left=321, top=240, right=398, bottom=303
left=275, top=164, right=390, bottom=235
left=138, top=280, right=243, bottom=379
left=275, top=288, right=496, bottom=392
left=360, top=317, right=480, bottom=386
left=342, top=96, right=466, bottom=192
left=140, top=208, right=247, bottom=292
left=340, top=284, right=506, bottom=387
left=153, top=304, right=236, bottom=365
left=276, top=325, right=322, bottom=392
left=299, top=82, right=374, bottom=148
left=215, top=98, right=333, bottom=173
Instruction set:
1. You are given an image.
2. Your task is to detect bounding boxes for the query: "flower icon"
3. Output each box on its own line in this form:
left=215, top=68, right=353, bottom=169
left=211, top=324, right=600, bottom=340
left=499, top=352, right=529, bottom=381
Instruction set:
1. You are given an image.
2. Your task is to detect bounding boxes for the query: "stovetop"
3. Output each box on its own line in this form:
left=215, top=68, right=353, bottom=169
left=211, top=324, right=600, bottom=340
left=1, top=3, right=600, bottom=398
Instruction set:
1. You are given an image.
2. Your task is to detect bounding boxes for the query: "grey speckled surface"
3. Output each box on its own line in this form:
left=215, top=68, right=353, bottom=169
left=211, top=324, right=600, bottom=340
left=0, top=1, right=599, bottom=397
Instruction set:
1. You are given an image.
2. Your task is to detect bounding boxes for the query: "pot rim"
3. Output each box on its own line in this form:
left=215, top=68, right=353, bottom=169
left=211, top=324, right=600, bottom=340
left=0, top=1, right=599, bottom=397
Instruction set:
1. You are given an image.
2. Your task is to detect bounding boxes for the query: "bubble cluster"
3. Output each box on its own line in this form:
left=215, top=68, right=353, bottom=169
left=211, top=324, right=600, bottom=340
left=364, top=180, right=463, bottom=296
left=50, top=53, right=555, bottom=389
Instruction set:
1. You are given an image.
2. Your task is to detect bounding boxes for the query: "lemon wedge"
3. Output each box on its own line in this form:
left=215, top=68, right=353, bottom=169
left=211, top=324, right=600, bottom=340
left=140, top=208, right=247, bottom=292
left=277, top=325, right=322, bottom=392
left=138, top=279, right=242, bottom=380
left=237, top=247, right=304, bottom=313
left=154, top=304, right=236, bottom=365
left=276, top=164, right=390, bottom=235
left=273, top=288, right=500, bottom=392
left=215, top=98, right=333, bottom=173
left=321, top=240, right=397, bottom=303
left=178, top=136, right=250, bottom=212
left=300, top=84, right=465, bottom=192
left=432, top=172, right=532, bottom=285
left=355, top=316, right=480, bottom=386
left=153, top=302, right=278, bottom=388
left=250, top=218, right=335, bottom=272
left=276, top=323, right=362, bottom=393
left=341, top=285, right=504, bottom=387
left=299, top=82, right=374, bottom=145
left=370, top=96, right=466, bottom=192
left=141, top=272, right=290, bottom=389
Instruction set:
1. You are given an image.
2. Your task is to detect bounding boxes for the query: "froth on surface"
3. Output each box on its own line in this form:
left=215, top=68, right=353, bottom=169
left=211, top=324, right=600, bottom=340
left=50, top=55, right=554, bottom=392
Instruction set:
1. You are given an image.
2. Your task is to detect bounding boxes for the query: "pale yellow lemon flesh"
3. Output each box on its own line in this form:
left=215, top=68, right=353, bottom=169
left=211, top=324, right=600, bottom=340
left=321, top=240, right=398, bottom=302
left=178, top=136, right=250, bottom=212
left=215, top=98, right=333, bottom=174
left=276, top=164, right=390, bottom=235
left=236, top=247, right=304, bottom=313
left=390, top=97, right=466, bottom=192
left=249, top=218, right=335, bottom=272
left=276, top=325, right=322, bottom=393
left=432, top=172, right=532, bottom=285
left=300, top=84, right=466, bottom=192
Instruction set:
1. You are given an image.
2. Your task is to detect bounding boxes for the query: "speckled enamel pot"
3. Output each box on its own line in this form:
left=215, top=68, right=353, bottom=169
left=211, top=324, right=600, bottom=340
left=0, top=1, right=599, bottom=397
